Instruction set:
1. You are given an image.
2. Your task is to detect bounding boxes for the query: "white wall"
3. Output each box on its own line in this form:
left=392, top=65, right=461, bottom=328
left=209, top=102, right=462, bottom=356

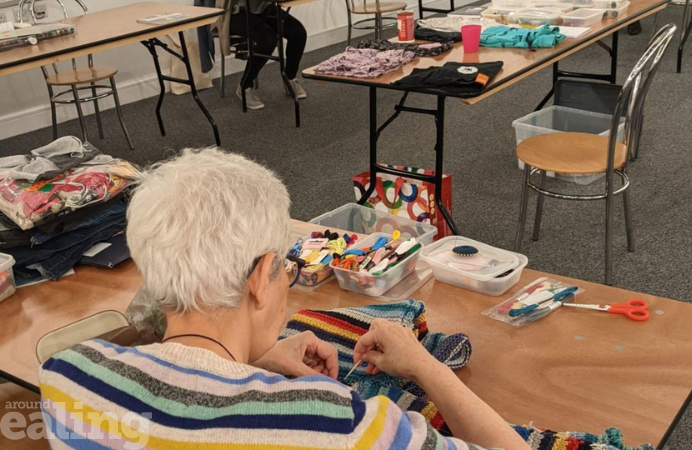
left=0, top=0, right=457, bottom=140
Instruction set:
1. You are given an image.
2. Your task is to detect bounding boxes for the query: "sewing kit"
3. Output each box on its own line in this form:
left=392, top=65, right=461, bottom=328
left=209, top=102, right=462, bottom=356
left=419, top=236, right=528, bottom=296
left=289, top=229, right=359, bottom=288
left=331, top=232, right=422, bottom=297
left=482, top=277, right=583, bottom=326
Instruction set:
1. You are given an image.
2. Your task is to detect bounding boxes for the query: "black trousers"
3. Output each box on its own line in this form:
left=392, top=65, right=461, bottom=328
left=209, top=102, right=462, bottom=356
left=230, top=7, right=307, bottom=89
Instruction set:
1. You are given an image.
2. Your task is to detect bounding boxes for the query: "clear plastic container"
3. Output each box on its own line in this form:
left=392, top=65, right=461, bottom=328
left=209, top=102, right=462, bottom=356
left=492, top=0, right=530, bottom=7
left=482, top=7, right=522, bottom=23
left=294, top=231, right=336, bottom=288
left=513, top=105, right=623, bottom=185
left=515, top=8, right=562, bottom=25
left=592, top=0, right=627, bottom=7
left=530, top=1, right=574, bottom=12
left=331, top=233, right=422, bottom=298
left=561, top=8, right=605, bottom=26
left=570, top=0, right=595, bottom=6
left=604, top=1, right=629, bottom=18
left=309, top=203, right=438, bottom=245
left=0, top=253, right=16, bottom=303
left=419, top=237, right=528, bottom=296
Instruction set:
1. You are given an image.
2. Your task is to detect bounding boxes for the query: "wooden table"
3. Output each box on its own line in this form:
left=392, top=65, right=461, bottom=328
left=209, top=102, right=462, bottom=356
left=1, top=220, right=690, bottom=448
left=302, top=0, right=668, bottom=236
left=0, top=2, right=224, bottom=145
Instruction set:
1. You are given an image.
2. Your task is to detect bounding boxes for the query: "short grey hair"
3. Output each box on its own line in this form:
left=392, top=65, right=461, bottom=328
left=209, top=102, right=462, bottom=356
left=127, top=148, right=292, bottom=312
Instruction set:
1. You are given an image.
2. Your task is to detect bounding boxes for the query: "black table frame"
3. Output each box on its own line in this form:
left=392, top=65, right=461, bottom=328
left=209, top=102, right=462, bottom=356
left=303, top=1, right=665, bottom=252
left=142, top=32, right=221, bottom=146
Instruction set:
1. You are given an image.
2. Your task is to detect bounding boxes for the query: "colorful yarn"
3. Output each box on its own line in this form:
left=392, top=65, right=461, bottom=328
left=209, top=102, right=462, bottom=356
left=280, top=299, right=472, bottom=436
left=510, top=424, right=654, bottom=450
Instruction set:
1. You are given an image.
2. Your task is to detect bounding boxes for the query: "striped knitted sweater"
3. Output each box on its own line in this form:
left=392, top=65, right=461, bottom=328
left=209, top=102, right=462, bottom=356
left=39, top=339, right=486, bottom=449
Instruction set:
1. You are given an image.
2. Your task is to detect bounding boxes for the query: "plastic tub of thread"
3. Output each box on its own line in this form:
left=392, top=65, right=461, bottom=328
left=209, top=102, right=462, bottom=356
left=0, top=253, right=16, bottom=303
left=419, top=237, right=528, bottom=296
left=561, top=8, right=604, bottom=26
left=293, top=231, right=337, bottom=288
left=331, top=233, right=422, bottom=298
left=530, top=1, right=574, bottom=12
left=515, top=8, right=562, bottom=25
left=512, top=105, right=624, bottom=185
left=603, top=1, right=629, bottom=18
left=309, top=203, right=437, bottom=245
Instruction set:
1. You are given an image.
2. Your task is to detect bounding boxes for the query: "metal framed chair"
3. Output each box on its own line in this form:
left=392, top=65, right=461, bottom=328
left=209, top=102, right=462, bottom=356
left=345, top=0, right=407, bottom=46
left=19, top=0, right=134, bottom=150
left=513, top=24, right=677, bottom=285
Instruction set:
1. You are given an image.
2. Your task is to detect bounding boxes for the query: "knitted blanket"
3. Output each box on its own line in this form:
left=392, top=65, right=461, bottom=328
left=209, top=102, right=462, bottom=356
left=280, top=300, right=654, bottom=450
left=280, top=299, right=472, bottom=435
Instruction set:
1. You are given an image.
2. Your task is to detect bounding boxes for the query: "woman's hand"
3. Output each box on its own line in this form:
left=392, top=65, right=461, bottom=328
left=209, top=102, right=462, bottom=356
left=353, top=318, right=441, bottom=381
left=253, top=331, right=339, bottom=379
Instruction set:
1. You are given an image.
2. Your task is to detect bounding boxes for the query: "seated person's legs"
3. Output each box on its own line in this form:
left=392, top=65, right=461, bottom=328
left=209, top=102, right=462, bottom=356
left=263, top=10, right=308, bottom=98
left=230, top=10, right=278, bottom=110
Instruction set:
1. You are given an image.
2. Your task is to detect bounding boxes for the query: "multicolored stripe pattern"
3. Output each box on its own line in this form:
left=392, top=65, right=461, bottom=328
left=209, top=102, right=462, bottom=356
left=279, top=300, right=472, bottom=436
left=39, top=339, right=481, bottom=449
left=511, top=425, right=654, bottom=450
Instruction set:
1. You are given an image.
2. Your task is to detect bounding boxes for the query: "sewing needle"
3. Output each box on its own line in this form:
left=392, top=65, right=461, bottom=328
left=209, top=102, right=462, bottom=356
left=345, top=359, right=362, bottom=380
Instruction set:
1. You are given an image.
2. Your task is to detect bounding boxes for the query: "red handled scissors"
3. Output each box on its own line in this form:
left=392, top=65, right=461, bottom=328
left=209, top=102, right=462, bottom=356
left=562, top=299, right=649, bottom=321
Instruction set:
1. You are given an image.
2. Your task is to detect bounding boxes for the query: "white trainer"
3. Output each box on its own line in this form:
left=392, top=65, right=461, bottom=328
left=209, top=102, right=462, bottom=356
left=236, top=85, right=265, bottom=110
left=288, top=79, right=307, bottom=99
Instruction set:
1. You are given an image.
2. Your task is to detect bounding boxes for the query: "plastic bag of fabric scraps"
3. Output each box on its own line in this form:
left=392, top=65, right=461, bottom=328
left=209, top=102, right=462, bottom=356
left=0, top=158, right=140, bottom=230
left=125, top=286, right=167, bottom=345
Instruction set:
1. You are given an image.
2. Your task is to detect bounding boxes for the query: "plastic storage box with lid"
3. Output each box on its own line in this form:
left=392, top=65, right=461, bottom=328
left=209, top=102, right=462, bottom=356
left=492, top=0, right=530, bottom=7
left=481, top=7, right=523, bottom=23
left=603, top=1, right=629, bottom=18
left=514, top=8, right=561, bottom=25
left=331, top=233, right=423, bottom=298
left=419, top=237, right=528, bottom=296
left=570, top=0, right=595, bottom=7
left=309, top=203, right=437, bottom=245
left=512, top=105, right=624, bottom=185
left=530, top=1, right=574, bottom=12
left=591, top=0, right=627, bottom=7
left=0, top=253, right=16, bottom=303
left=561, top=8, right=604, bottom=26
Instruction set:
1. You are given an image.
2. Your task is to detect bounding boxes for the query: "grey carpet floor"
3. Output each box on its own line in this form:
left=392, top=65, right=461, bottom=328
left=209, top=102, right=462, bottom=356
left=1, top=7, right=691, bottom=449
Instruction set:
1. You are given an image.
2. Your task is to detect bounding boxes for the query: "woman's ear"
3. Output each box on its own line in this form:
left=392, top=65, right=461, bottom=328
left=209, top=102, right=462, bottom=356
left=246, top=253, right=276, bottom=311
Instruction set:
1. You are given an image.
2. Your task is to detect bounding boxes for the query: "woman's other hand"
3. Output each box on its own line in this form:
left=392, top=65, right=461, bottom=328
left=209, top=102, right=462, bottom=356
left=254, top=331, right=339, bottom=379
left=352, top=318, right=441, bottom=380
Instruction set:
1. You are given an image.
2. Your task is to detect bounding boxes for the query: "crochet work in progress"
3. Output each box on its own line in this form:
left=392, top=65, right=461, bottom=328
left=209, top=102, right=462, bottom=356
left=280, top=300, right=654, bottom=450
left=280, top=299, right=472, bottom=436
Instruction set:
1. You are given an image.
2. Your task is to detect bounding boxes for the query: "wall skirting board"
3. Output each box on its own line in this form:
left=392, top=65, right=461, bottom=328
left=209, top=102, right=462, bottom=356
left=0, top=0, right=466, bottom=140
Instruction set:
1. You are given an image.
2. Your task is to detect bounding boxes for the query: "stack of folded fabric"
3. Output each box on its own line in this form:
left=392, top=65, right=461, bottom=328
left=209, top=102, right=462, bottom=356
left=0, top=136, right=139, bottom=286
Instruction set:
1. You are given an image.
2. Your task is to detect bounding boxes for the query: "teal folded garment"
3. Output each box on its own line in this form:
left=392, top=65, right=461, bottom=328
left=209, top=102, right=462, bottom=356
left=480, top=25, right=566, bottom=48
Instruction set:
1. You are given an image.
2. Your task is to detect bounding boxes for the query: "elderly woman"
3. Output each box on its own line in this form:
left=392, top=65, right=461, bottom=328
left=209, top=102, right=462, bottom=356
left=39, top=148, right=529, bottom=450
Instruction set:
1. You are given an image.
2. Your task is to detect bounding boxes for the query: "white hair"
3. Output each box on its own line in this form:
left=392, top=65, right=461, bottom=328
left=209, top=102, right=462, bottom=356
left=126, top=148, right=292, bottom=312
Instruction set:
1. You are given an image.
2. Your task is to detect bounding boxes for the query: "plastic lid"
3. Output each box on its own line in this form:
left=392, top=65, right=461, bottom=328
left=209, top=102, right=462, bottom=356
left=420, top=236, right=520, bottom=281
left=516, top=8, right=561, bottom=18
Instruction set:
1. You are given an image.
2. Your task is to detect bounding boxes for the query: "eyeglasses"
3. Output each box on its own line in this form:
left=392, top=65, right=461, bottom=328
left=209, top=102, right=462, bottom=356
left=248, top=254, right=305, bottom=288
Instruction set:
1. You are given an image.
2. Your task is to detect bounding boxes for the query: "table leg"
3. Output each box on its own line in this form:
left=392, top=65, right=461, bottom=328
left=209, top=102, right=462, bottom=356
left=277, top=3, right=301, bottom=128
left=140, top=35, right=221, bottom=146
left=357, top=86, right=378, bottom=204
left=678, top=0, right=692, bottom=73
left=177, top=32, right=221, bottom=146
left=433, top=95, right=459, bottom=235
left=610, top=30, right=619, bottom=83
left=141, top=40, right=167, bottom=137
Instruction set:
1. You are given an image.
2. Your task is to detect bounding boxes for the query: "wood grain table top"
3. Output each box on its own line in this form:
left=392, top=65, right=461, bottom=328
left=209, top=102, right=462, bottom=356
left=0, top=220, right=689, bottom=447
left=0, top=2, right=223, bottom=77
left=302, top=0, right=668, bottom=104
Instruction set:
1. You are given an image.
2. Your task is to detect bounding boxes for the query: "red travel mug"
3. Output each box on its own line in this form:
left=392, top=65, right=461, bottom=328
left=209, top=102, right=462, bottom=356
left=461, top=25, right=482, bottom=53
